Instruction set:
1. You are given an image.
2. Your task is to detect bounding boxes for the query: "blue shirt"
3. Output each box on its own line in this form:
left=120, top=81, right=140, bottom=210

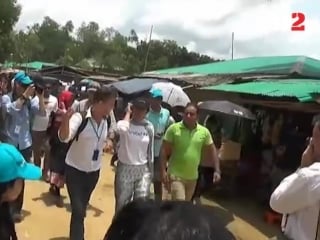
left=147, top=108, right=171, bottom=157
left=1, top=94, right=42, bottom=150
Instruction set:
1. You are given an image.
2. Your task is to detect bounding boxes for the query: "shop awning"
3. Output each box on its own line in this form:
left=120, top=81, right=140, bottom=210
left=201, top=79, right=320, bottom=102
left=144, top=56, right=320, bottom=79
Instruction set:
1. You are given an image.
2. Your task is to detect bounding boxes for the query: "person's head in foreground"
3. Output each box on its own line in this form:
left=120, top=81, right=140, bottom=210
left=92, top=86, right=118, bottom=118
left=131, top=98, right=149, bottom=122
left=183, top=102, right=199, bottom=128
left=104, top=198, right=235, bottom=240
left=0, top=143, right=42, bottom=240
left=149, top=88, right=163, bottom=111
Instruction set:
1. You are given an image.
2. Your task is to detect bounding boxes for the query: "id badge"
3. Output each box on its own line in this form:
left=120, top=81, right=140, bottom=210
left=14, top=125, right=21, bottom=134
left=92, top=149, right=99, bottom=161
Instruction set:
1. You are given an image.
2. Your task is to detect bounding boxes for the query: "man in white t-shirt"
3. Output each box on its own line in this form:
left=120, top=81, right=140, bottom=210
left=31, top=83, right=58, bottom=180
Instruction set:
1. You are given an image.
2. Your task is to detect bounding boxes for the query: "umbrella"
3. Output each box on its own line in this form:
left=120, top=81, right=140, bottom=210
left=198, top=101, right=255, bottom=120
left=151, top=82, right=190, bottom=107
left=109, top=78, right=167, bottom=95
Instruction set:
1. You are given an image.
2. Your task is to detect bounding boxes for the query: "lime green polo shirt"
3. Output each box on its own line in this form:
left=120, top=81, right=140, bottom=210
left=164, top=121, right=213, bottom=180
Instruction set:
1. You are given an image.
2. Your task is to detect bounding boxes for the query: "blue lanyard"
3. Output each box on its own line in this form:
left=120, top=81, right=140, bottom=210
left=89, top=118, right=104, bottom=142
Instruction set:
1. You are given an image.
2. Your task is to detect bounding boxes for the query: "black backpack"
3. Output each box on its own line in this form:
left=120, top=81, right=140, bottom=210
left=49, top=114, right=89, bottom=164
left=63, top=112, right=89, bottom=154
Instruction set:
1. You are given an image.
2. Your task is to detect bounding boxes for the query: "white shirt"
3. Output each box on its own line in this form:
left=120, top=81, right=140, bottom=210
left=59, top=109, right=108, bottom=172
left=32, top=95, right=58, bottom=131
left=270, top=162, right=320, bottom=240
left=117, top=120, right=151, bottom=165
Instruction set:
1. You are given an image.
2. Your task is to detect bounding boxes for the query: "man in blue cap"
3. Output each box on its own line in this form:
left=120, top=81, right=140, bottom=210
left=0, top=143, right=41, bottom=239
left=0, top=143, right=42, bottom=191
left=1, top=71, right=46, bottom=222
left=147, top=88, right=174, bottom=201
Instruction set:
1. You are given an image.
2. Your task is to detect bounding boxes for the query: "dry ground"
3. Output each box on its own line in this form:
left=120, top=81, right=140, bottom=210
left=16, top=154, right=284, bottom=240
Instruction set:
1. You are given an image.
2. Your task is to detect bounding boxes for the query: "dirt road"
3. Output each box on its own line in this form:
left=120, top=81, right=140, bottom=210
left=16, top=154, right=283, bottom=240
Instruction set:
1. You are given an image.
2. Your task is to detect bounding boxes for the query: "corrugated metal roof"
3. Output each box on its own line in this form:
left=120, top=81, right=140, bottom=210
left=144, top=56, right=320, bottom=79
left=201, top=79, right=320, bottom=102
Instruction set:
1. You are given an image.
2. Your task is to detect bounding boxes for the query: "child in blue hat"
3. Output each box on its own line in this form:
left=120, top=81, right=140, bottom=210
left=0, top=143, right=41, bottom=240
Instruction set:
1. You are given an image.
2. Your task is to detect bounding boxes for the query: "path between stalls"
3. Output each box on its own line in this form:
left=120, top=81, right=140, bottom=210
left=16, top=154, right=284, bottom=240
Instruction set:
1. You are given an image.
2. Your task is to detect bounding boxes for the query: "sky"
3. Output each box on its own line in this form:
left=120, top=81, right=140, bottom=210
left=16, top=0, right=320, bottom=60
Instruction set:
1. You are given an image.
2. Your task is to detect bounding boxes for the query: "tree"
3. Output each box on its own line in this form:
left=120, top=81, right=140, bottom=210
left=77, top=22, right=106, bottom=58
left=2, top=12, right=219, bottom=74
left=0, top=0, right=21, bottom=35
left=0, top=0, right=21, bottom=62
left=35, top=17, right=73, bottom=62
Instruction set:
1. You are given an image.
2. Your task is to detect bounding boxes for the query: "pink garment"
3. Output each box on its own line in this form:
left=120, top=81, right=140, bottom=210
left=58, top=90, right=74, bottom=109
left=50, top=172, right=65, bottom=188
left=50, top=91, right=74, bottom=135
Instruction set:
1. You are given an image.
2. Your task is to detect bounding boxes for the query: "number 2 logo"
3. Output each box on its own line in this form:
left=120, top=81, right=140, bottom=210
left=291, top=12, right=305, bottom=31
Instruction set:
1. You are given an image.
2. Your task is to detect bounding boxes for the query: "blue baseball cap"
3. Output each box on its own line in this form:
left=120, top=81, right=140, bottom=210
left=14, top=71, right=33, bottom=85
left=149, top=88, right=163, bottom=98
left=0, top=143, right=42, bottom=183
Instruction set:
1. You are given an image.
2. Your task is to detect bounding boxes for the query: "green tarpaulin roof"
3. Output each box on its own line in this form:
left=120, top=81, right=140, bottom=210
left=1, top=61, right=57, bottom=70
left=145, top=56, right=320, bottom=78
left=2, top=61, right=16, bottom=68
left=201, top=79, right=320, bottom=102
left=19, top=61, right=57, bottom=70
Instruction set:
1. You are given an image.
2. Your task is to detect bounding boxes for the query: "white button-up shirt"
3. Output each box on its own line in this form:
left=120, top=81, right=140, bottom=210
left=59, top=108, right=108, bottom=172
left=270, top=162, right=320, bottom=240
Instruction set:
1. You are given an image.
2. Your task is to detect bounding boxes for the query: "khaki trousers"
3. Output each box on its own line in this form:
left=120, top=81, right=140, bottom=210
left=169, top=174, right=197, bottom=201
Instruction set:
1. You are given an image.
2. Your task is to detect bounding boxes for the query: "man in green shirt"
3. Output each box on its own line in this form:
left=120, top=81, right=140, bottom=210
left=160, top=103, right=221, bottom=201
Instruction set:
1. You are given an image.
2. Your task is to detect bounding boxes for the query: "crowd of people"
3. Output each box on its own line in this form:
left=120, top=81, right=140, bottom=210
left=0, top=71, right=223, bottom=240
left=0, top=70, right=319, bottom=240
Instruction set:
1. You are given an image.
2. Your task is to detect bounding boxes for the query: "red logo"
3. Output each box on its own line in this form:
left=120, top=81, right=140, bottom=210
left=291, top=12, right=305, bottom=31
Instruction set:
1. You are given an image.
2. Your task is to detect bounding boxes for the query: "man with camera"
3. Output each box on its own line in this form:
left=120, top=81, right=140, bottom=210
left=270, top=121, right=320, bottom=240
left=1, top=71, right=46, bottom=222
left=31, top=78, right=58, bottom=181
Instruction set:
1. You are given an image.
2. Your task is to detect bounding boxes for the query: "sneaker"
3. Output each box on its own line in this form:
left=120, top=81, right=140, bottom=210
left=192, top=198, right=201, bottom=205
left=55, top=197, right=64, bottom=208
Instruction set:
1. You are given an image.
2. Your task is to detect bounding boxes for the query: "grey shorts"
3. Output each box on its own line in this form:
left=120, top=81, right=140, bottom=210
left=153, top=157, right=161, bottom=182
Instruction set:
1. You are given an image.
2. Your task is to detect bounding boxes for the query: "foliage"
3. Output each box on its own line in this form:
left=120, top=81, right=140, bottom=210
left=2, top=13, right=220, bottom=74
left=0, top=0, right=21, bottom=62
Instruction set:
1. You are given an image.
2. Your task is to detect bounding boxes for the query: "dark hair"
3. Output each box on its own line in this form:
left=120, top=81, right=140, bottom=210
left=0, top=180, right=18, bottom=240
left=29, top=72, right=45, bottom=92
left=0, top=73, right=11, bottom=93
left=132, top=98, right=149, bottom=110
left=185, top=102, right=199, bottom=114
left=92, top=86, right=118, bottom=103
left=104, top=198, right=235, bottom=240
left=0, top=73, right=8, bottom=81
left=28, top=72, right=43, bottom=83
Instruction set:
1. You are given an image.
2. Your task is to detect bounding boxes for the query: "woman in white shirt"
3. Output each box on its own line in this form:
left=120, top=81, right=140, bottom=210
left=115, top=99, right=154, bottom=213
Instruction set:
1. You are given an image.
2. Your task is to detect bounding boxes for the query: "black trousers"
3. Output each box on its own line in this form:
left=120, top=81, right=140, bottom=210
left=10, top=147, right=32, bottom=215
left=65, top=165, right=100, bottom=240
left=192, top=166, right=214, bottom=200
